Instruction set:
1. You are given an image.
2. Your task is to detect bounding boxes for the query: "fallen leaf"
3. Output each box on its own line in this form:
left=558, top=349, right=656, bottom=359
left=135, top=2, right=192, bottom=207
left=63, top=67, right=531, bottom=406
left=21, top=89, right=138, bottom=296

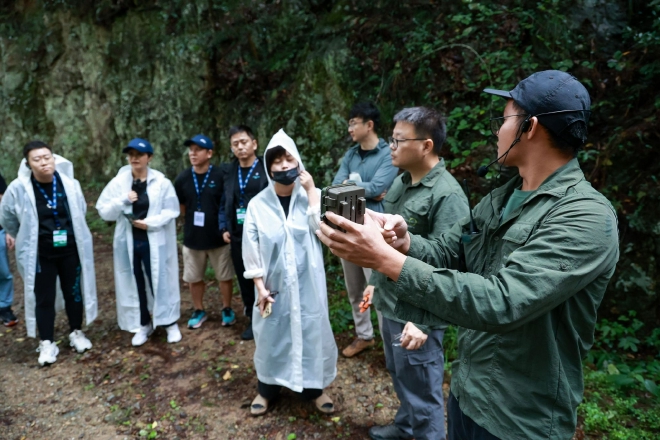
left=231, top=364, right=239, bottom=369
left=15, top=338, right=24, bottom=342
left=331, top=416, right=340, bottom=423
left=201, top=383, right=208, bottom=389
left=152, top=421, right=158, bottom=428
left=223, top=371, right=232, bottom=381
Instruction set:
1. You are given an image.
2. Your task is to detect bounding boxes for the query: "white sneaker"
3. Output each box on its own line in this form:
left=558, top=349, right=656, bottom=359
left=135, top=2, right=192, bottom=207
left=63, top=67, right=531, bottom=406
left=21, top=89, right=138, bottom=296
left=69, top=330, right=92, bottom=353
left=37, top=340, right=59, bottom=366
left=131, top=323, right=154, bottom=346
left=165, top=324, right=182, bottom=343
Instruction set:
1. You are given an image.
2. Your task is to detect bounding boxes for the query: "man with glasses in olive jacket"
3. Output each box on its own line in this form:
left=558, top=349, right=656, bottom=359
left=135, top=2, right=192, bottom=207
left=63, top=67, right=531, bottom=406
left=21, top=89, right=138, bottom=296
left=318, top=71, right=620, bottom=440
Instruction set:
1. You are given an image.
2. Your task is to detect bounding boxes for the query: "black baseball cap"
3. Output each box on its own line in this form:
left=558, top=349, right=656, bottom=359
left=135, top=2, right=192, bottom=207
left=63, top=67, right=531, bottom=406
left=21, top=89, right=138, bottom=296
left=484, top=70, right=591, bottom=147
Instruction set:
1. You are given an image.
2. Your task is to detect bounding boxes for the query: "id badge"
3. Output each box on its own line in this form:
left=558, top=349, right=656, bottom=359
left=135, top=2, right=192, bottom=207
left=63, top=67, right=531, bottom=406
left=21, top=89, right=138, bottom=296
left=236, top=208, right=247, bottom=225
left=194, top=211, right=205, bottom=227
left=53, top=230, right=68, bottom=247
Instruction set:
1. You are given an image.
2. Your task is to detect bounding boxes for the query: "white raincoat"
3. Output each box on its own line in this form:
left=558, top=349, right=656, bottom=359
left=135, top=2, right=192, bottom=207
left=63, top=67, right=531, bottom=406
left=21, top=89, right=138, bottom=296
left=0, top=155, right=98, bottom=338
left=95, top=165, right=180, bottom=331
left=243, top=129, right=337, bottom=392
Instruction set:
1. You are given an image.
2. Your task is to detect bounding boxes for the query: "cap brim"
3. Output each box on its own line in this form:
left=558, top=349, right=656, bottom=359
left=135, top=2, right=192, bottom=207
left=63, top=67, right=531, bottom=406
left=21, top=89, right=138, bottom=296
left=483, top=88, right=513, bottom=99
left=122, top=146, right=135, bottom=153
left=183, top=139, right=194, bottom=146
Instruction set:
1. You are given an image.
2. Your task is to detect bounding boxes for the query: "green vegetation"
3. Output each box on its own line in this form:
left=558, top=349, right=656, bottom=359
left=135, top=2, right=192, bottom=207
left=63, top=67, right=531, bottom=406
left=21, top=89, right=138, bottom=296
left=2, top=0, right=659, bottom=437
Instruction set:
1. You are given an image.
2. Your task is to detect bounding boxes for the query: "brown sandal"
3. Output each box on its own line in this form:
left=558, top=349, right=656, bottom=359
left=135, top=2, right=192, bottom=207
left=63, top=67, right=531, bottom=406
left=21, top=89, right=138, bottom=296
left=250, top=394, right=268, bottom=416
left=315, top=393, right=334, bottom=414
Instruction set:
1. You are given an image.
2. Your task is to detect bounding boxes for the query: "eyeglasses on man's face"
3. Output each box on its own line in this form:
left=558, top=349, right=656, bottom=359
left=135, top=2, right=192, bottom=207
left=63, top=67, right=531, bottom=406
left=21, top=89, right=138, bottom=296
left=388, top=136, right=428, bottom=150
left=489, top=114, right=528, bottom=136
left=348, top=119, right=366, bottom=129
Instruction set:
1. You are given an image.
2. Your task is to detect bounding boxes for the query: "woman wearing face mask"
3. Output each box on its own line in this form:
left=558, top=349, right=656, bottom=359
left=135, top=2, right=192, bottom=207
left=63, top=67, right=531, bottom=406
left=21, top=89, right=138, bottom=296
left=242, top=129, right=338, bottom=416
left=0, top=141, right=97, bottom=366
left=96, top=139, right=182, bottom=346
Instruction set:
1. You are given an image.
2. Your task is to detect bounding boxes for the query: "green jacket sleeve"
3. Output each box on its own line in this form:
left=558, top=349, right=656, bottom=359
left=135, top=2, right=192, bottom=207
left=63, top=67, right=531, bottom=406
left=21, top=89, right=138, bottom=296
left=394, top=197, right=619, bottom=333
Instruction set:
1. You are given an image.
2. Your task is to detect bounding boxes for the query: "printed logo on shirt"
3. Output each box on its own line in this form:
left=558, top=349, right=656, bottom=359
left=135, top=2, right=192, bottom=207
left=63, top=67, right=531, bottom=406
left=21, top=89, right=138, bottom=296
left=408, top=217, right=418, bottom=227
left=209, top=180, right=216, bottom=188
left=252, top=172, right=260, bottom=180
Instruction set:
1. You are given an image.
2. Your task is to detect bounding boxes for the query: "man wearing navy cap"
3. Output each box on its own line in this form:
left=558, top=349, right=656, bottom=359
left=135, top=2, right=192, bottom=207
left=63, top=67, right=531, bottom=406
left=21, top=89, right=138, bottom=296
left=317, top=71, right=620, bottom=439
left=174, top=134, right=235, bottom=330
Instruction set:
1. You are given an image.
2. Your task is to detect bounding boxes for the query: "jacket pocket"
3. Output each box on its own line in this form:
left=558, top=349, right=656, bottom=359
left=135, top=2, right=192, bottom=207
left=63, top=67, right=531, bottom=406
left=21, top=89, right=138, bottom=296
left=501, top=222, right=535, bottom=260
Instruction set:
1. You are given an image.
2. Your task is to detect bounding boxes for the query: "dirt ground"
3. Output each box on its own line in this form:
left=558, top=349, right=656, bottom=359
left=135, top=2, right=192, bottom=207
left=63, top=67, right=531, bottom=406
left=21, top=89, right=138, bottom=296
left=0, top=230, right=448, bottom=440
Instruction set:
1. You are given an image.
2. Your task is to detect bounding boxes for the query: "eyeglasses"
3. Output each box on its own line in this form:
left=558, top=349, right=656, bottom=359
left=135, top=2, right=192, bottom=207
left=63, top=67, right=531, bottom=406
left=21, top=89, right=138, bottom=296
left=348, top=120, right=366, bottom=129
left=489, top=114, right=528, bottom=136
left=388, top=136, right=428, bottom=150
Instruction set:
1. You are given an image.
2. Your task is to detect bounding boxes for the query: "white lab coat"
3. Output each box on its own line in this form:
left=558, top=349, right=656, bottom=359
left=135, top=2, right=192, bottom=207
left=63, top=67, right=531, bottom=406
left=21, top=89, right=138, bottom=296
left=0, top=155, right=98, bottom=338
left=95, top=165, right=180, bottom=331
left=243, top=129, right=337, bottom=392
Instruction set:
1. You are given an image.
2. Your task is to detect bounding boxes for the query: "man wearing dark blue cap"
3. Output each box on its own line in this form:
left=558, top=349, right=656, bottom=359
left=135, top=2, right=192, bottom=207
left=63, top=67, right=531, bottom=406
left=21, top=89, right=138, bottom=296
left=174, top=134, right=235, bottom=330
left=316, top=71, right=620, bottom=440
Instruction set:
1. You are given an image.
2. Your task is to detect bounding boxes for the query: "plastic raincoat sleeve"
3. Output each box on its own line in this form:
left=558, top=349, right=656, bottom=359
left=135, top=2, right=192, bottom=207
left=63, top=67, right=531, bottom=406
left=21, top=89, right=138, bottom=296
left=0, top=186, right=20, bottom=238
left=394, top=198, right=619, bottom=334
left=355, top=157, right=398, bottom=199
left=75, top=180, right=87, bottom=216
left=242, top=203, right=265, bottom=280
left=142, top=180, right=180, bottom=230
left=96, top=182, right=130, bottom=222
left=305, top=189, right=321, bottom=233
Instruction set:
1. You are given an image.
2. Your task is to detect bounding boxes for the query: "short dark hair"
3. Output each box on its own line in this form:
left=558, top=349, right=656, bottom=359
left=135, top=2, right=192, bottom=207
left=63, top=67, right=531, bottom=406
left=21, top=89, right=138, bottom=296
left=23, top=140, right=52, bottom=161
left=393, top=107, right=446, bottom=155
left=511, top=101, right=584, bottom=156
left=349, top=102, right=381, bottom=134
left=229, top=125, right=255, bottom=140
left=265, top=146, right=288, bottom=175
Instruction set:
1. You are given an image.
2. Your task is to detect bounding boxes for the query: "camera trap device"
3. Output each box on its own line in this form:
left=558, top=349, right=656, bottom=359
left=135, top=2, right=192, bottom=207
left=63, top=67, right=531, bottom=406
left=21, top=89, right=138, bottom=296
left=321, top=184, right=366, bottom=231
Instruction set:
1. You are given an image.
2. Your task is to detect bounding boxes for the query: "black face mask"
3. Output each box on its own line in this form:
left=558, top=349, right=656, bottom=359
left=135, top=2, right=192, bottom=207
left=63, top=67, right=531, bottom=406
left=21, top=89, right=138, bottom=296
left=271, top=168, right=299, bottom=185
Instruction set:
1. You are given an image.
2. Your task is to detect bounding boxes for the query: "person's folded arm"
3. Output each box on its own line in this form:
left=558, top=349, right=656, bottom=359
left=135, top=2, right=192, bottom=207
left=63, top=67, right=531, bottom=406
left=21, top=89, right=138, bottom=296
left=143, top=181, right=180, bottom=230
left=356, top=159, right=398, bottom=199
left=394, top=197, right=619, bottom=333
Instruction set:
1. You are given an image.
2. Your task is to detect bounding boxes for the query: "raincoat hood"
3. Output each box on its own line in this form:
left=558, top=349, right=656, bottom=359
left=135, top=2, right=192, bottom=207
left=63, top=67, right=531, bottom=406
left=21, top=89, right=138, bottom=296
left=18, top=154, right=74, bottom=181
left=263, top=129, right=305, bottom=187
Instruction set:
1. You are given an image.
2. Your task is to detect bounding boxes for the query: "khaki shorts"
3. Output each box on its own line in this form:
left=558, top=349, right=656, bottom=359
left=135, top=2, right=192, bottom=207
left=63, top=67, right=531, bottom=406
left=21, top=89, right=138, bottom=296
left=182, top=245, right=235, bottom=283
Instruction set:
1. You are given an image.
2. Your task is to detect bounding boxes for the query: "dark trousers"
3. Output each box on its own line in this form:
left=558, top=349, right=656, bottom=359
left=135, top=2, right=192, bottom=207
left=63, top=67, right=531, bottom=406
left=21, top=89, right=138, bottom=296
left=382, top=317, right=446, bottom=440
left=257, top=380, right=322, bottom=401
left=447, top=393, right=501, bottom=440
left=230, top=237, right=254, bottom=319
left=133, top=239, right=153, bottom=326
left=34, top=250, right=83, bottom=341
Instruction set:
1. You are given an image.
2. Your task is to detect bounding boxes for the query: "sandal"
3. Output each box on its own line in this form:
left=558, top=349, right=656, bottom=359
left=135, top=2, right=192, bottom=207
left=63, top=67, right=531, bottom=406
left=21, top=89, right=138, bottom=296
left=315, top=393, right=334, bottom=414
left=250, top=394, right=268, bottom=416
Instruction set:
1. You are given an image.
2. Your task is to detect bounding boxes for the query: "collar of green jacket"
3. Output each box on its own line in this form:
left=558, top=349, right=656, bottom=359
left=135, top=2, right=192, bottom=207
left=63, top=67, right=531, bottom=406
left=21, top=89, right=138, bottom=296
left=486, top=157, right=585, bottom=229
left=400, top=158, right=447, bottom=188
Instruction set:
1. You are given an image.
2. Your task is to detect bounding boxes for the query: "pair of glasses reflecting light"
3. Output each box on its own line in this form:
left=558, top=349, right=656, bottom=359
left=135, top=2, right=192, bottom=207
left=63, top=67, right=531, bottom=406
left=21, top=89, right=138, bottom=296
left=388, top=136, right=428, bottom=150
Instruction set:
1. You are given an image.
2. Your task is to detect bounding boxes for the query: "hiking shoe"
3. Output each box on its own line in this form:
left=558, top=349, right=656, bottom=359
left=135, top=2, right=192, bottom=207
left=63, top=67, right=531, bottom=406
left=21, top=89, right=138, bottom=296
left=315, top=393, right=335, bottom=414
left=165, top=323, right=182, bottom=343
left=221, top=307, right=236, bottom=327
left=0, top=307, right=19, bottom=327
left=187, top=310, right=207, bottom=329
left=37, top=340, right=59, bottom=366
left=131, top=323, right=154, bottom=346
left=240, top=320, right=254, bottom=340
left=69, top=330, right=92, bottom=353
left=368, top=424, right=413, bottom=440
left=342, top=337, right=375, bottom=358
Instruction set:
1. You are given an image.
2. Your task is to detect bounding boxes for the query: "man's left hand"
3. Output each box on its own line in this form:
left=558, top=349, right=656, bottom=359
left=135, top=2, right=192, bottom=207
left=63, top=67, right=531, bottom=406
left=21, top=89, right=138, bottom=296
left=317, top=211, right=395, bottom=270
left=400, top=322, right=427, bottom=350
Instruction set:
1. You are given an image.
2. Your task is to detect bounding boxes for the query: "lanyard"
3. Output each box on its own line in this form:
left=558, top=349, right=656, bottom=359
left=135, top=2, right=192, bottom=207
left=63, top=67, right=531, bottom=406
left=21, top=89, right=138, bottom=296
left=35, top=174, right=61, bottom=229
left=237, top=158, right=259, bottom=207
left=192, top=165, right=212, bottom=211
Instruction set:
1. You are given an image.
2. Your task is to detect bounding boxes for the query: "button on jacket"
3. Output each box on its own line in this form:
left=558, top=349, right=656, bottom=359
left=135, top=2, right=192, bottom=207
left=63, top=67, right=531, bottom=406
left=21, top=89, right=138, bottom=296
left=331, top=138, right=398, bottom=213
left=370, top=159, right=469, bottom=332
left=393, top=158, right=619, bottom=440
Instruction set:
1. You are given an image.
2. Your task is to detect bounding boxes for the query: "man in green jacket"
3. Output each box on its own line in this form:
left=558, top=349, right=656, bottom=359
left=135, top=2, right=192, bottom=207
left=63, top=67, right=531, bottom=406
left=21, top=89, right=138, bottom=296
left=317, top=70, right=619, bottom=440
left=366, top=106, right=469, bottom=440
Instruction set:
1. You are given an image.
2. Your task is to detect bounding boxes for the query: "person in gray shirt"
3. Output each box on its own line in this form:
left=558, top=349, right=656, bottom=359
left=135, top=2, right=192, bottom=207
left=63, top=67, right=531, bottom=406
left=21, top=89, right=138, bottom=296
left=332, top=102, right=398, bottom=357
